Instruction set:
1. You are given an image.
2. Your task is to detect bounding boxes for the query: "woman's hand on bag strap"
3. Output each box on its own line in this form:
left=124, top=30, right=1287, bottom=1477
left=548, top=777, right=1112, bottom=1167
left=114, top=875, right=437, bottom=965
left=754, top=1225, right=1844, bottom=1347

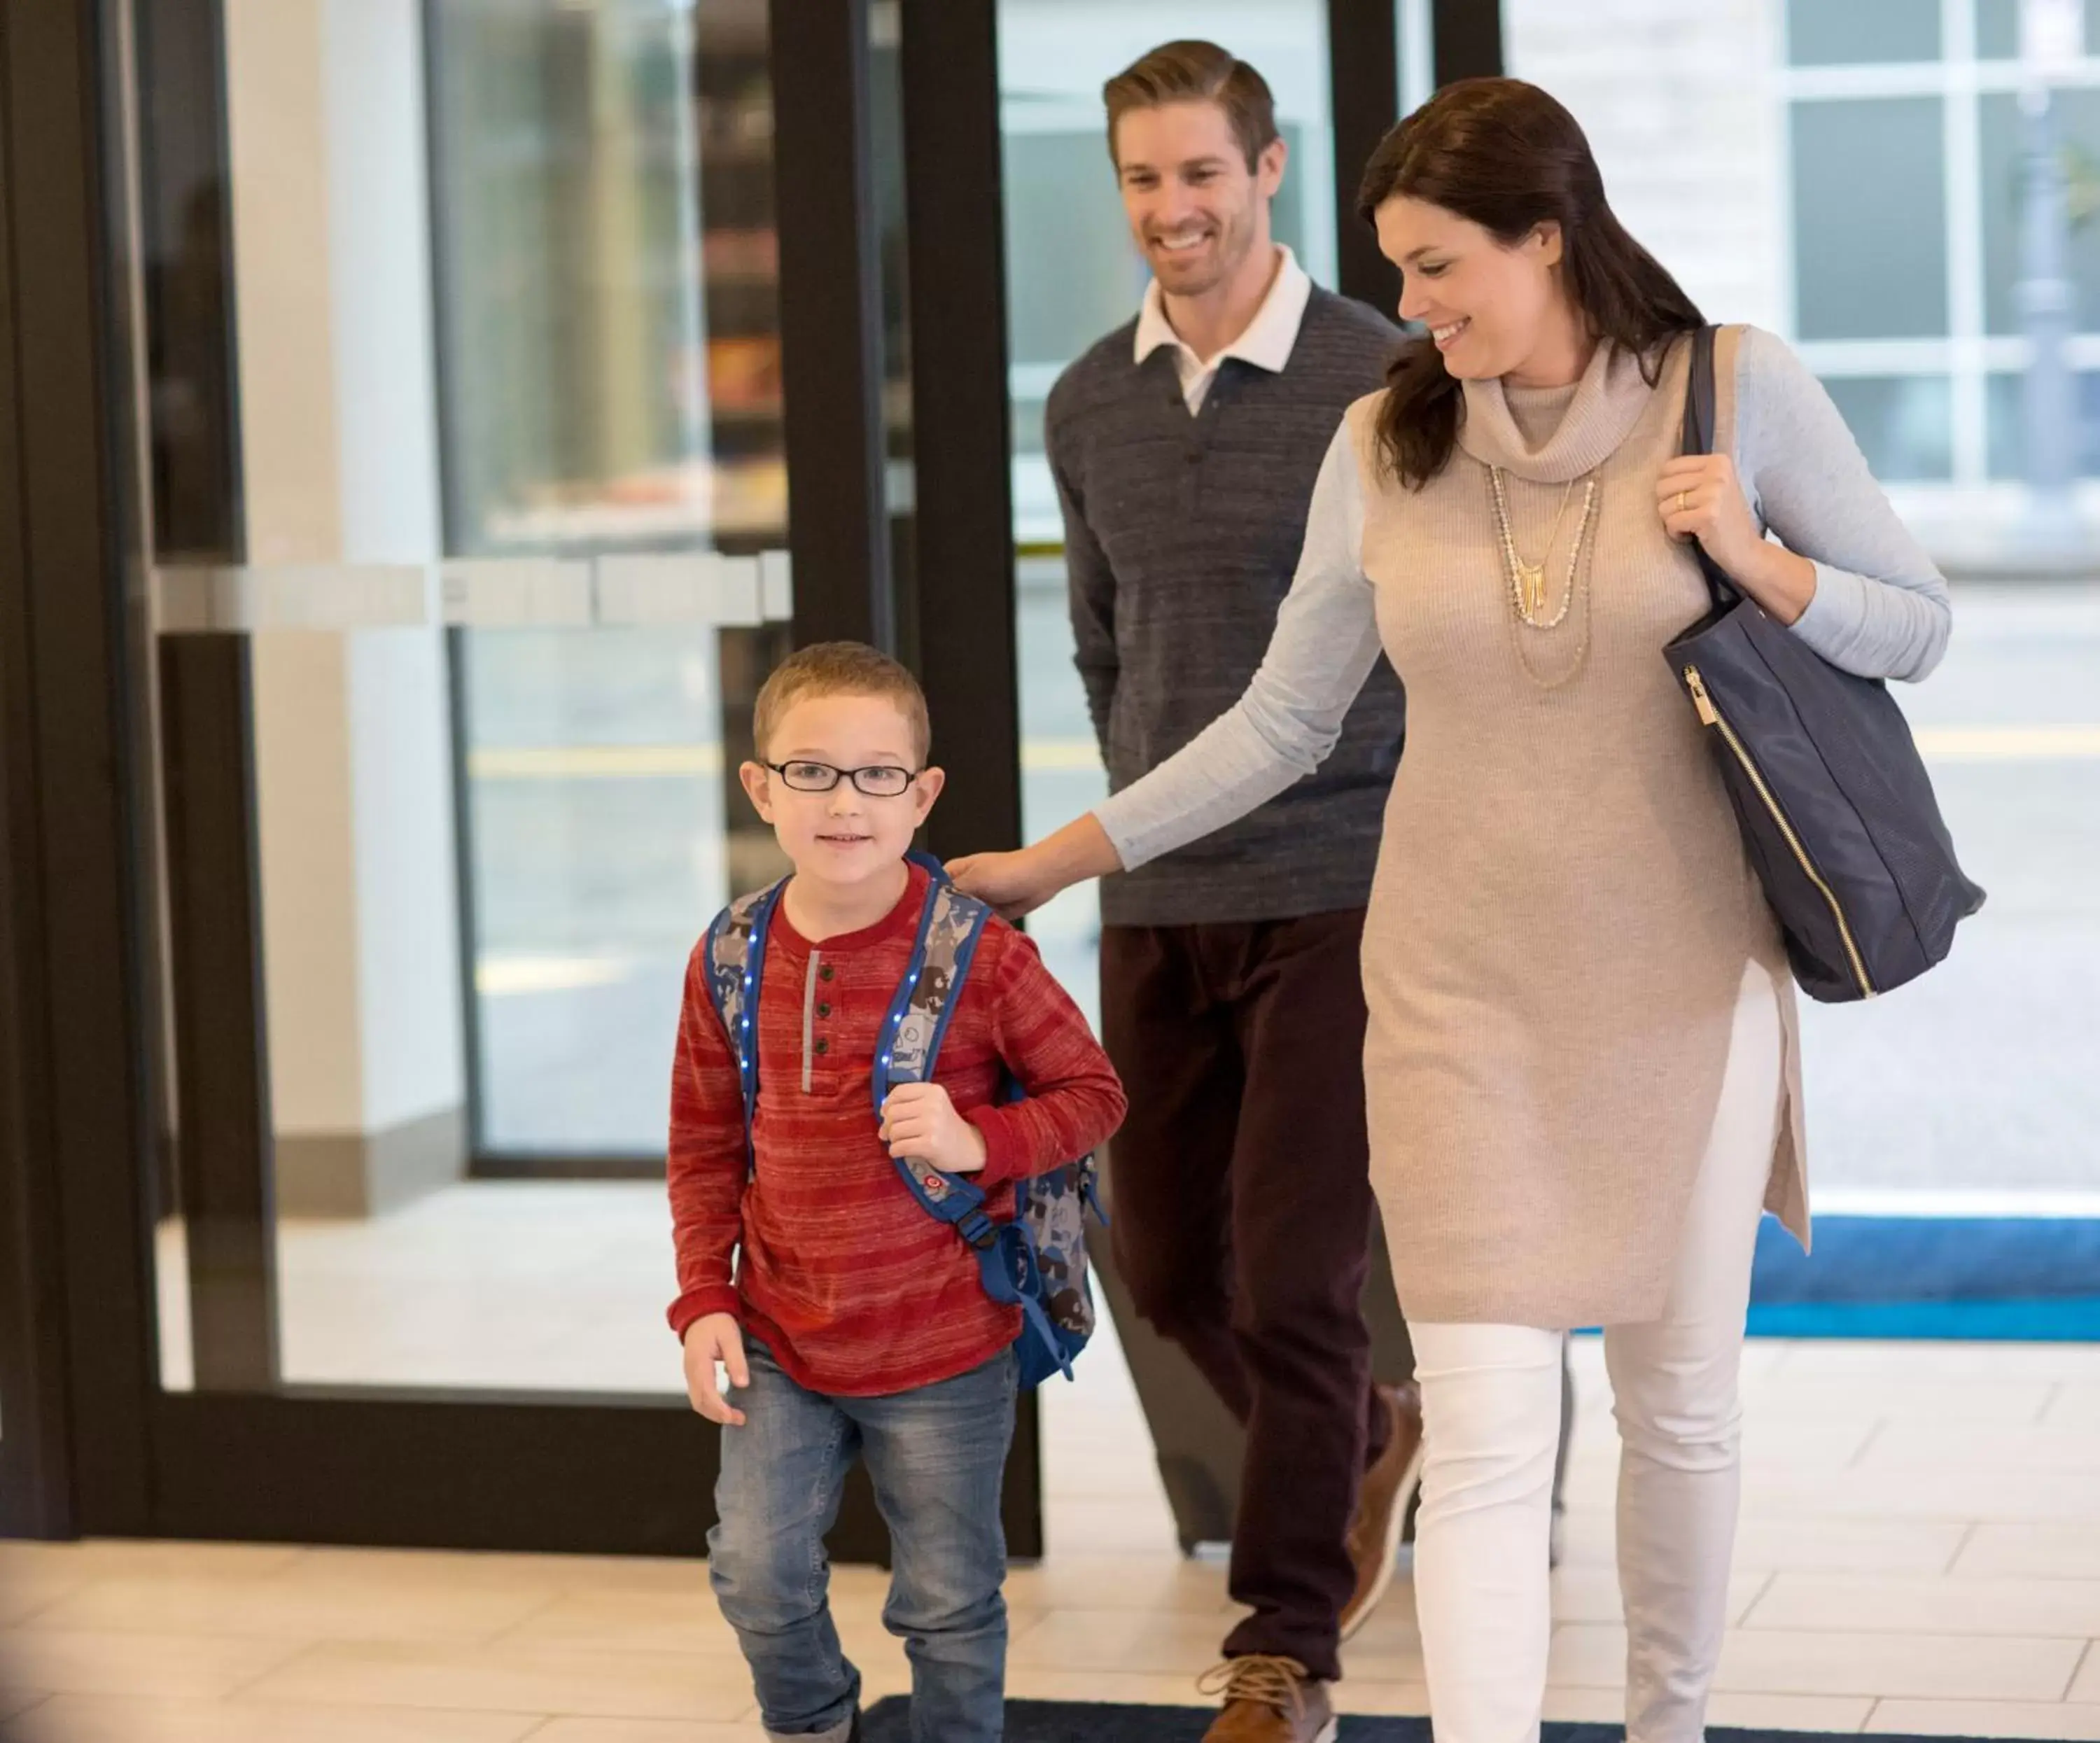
left=1657, top=452, right=1818, bottom=627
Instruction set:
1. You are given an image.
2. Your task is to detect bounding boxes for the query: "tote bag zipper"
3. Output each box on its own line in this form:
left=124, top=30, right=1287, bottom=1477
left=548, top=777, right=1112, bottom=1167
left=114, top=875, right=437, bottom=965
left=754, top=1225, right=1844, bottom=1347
left=1683, top=664, right=1876, bottom=999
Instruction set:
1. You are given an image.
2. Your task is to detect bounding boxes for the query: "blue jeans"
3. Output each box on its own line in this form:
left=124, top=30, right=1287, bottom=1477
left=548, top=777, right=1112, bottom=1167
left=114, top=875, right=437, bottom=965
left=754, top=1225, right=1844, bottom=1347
left=708, top=1342, right=1018, bottom=1742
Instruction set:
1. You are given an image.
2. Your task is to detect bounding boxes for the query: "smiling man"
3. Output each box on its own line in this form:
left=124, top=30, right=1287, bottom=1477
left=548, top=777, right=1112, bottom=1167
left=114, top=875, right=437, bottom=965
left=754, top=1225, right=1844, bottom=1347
left=1042, top=41, right=1420, bottom=1743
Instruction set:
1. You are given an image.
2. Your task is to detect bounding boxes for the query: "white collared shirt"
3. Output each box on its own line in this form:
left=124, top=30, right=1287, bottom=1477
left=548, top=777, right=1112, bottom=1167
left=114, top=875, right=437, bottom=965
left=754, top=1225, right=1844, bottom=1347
left=1133, top=244, right=1314, bottom=414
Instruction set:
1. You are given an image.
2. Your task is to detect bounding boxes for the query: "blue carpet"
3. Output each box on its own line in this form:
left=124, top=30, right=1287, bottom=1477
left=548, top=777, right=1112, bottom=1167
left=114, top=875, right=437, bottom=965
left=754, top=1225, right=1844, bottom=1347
left=864, top=1701, right=2008, bottom=1740
left=1746, top=1215, right=2100, bottom=1340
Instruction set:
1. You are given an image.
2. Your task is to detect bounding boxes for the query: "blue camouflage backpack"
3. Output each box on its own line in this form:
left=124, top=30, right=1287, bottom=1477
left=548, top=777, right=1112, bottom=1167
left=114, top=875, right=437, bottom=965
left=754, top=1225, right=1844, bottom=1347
left=700, top=850, right=1103, bottom=1388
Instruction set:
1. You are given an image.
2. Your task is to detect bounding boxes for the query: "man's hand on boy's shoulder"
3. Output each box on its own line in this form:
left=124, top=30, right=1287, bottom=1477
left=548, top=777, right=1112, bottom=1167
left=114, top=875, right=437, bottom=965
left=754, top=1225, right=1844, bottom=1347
left=682, top=1312, right=750, bottom=1427
left=879, top=1082, right=988, bottom=1175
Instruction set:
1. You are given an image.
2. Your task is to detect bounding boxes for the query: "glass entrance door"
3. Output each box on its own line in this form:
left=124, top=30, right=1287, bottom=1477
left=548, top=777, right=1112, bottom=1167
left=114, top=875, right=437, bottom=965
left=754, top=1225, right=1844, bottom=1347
left=143, top=0, right=796, bottom=1410
left=57, top=0, right=1037, bottom=1555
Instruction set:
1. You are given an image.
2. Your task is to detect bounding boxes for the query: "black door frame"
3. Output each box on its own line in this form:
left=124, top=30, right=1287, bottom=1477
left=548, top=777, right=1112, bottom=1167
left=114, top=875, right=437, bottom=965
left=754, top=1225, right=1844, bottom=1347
left=0, top=0, right=162, bottom=1541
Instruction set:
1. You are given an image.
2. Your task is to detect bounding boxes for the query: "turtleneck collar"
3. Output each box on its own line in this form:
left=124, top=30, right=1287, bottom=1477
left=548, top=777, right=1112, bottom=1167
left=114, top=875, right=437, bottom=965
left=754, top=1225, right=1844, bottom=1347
left=1456, top=339, right=1660, bottom=484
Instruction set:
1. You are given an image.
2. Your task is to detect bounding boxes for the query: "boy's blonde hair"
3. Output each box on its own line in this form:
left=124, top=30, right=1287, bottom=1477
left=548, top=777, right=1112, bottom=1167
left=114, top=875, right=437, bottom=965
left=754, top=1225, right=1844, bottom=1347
left=753, top=641, right=931, bottom=766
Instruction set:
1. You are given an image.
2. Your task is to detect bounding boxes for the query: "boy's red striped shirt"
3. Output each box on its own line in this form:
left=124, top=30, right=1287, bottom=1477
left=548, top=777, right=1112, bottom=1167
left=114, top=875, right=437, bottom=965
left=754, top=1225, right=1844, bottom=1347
left=666, top=863, right=1127, bottom=1397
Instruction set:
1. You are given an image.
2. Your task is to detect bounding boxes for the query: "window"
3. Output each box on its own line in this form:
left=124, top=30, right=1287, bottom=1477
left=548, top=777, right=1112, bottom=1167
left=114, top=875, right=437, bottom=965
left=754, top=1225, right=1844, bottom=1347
left=1791, top=99, right=1949, bottom=342
left=1820, top=374, right=1956, bottom=479
left=1777, top=1, right=2100, bottom=489
left=1787, top=0, right=1942, bottom=66
left=1980, top=88, right=2100, bottom=336
left=1978, top=0, right=2100, bottom=57
left=1987, top=367, right=2100, bottom=472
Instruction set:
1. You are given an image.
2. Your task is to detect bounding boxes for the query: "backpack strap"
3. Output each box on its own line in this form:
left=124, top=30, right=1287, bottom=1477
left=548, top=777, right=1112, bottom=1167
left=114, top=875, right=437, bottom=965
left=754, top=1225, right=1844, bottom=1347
left=873, top=855, right=993, bottom=1104
left=875, top=851, right=1068, bottom=1373
left=871, top=855, right=997, bottom=1245
left=701, top=877, right=789, bottom=1170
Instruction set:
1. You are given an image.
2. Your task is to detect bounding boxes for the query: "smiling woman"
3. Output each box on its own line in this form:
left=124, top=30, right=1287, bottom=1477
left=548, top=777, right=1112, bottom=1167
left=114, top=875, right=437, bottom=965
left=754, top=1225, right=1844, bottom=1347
left=1354, top=80, right=1702, bottom=486
left=955, top=71, right=1959, bottom=1742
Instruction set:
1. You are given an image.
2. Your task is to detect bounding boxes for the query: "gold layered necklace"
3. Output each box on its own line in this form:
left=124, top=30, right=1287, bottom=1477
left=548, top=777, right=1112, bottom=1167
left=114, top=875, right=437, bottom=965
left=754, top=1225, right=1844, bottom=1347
left=1486, top=465, right=1601, bottom=689
left=1488, top=466, right=1595, bottom=627
left=1502, top=475, right=1572, bottom=620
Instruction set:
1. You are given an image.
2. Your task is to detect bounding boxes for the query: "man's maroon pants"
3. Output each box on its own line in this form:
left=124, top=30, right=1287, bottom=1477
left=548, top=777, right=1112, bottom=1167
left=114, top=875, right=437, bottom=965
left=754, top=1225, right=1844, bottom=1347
left=1099, top=909, right=1398, bottom=1684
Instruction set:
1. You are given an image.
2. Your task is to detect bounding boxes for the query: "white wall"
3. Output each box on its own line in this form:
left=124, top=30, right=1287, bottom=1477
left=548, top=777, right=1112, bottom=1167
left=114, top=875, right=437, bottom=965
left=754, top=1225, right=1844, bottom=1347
left=326, top=0, right=443, bottom=567
left=223, top=0, right=465, bottom=1147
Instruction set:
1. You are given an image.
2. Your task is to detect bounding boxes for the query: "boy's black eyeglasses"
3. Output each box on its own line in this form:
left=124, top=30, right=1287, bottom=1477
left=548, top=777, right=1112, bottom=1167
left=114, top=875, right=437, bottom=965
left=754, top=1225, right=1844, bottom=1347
left=765, top=760, right=921, bottom=797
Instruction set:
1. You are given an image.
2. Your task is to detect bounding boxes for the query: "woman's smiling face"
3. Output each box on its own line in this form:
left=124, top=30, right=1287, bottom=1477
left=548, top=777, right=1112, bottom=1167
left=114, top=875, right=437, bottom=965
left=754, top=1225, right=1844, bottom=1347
left=1376, top=195, right=1564, bottom=382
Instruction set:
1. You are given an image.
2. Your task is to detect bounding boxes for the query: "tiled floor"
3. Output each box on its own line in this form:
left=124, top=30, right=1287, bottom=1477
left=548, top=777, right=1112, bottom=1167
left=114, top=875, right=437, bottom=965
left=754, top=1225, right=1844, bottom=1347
left=7, top=1329, right=2100, bottom=1741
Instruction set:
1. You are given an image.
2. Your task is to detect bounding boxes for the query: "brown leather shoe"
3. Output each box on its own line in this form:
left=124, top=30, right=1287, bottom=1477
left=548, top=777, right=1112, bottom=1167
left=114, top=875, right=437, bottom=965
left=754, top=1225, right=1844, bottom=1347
left=1196, top=1656, right=1338, bottom=1742
left=1339, top=1382, right=1424, bottom=1640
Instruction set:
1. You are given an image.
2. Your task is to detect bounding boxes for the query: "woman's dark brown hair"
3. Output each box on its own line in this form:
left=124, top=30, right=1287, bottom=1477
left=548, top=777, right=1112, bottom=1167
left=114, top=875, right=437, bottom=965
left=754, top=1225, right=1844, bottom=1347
left=1355, top=78, right=1702, bottom=489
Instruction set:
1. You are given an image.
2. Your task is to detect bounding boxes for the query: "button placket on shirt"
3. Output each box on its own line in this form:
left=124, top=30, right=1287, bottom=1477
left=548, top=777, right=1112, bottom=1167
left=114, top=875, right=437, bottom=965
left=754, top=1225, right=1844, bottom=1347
left=812, top=957, right=833, bottom=1060
left=1182, top=373, right=1226, bottom=512
left=788, top=952, right=841, bottom=1097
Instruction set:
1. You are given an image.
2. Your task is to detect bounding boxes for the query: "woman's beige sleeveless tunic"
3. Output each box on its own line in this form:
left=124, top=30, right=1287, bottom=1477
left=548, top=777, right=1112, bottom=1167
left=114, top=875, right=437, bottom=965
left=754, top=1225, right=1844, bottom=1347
left=1350, top=328, right=1808, bottom=1328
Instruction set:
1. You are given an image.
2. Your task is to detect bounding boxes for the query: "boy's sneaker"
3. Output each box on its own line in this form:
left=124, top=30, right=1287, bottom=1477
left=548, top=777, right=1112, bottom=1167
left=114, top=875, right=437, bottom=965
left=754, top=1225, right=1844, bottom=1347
left=1196, top=1656, right=1338, bottom=1742
left=1339, top=1382, right=1424, bottom=1639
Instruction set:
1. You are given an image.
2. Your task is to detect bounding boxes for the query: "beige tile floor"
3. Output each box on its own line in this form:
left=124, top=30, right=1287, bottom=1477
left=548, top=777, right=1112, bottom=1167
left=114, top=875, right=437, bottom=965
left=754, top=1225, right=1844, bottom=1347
left=6, top=1329, right=2100, bottom=1741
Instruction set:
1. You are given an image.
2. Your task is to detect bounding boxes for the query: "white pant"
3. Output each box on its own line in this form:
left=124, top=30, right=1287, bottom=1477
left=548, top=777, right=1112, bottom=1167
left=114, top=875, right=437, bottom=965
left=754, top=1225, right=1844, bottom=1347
left=1408, top=965, right=1784, bottom=1743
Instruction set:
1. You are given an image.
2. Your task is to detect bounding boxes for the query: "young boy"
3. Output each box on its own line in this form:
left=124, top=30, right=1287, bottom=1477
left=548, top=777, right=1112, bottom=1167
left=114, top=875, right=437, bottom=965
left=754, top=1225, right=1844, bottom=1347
left=668, top=642, right=1126, bottom=1743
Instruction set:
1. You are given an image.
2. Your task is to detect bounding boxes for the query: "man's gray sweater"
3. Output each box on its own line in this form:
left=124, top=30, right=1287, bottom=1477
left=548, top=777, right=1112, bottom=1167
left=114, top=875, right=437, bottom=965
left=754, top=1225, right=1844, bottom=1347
left=1046, top=286, right=1406, bottom=927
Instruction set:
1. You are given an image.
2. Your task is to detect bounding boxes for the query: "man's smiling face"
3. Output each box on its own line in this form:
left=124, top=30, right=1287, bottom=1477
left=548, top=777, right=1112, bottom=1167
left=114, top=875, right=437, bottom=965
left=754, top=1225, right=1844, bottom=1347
left=1114, top=99, right=1283, bottom=300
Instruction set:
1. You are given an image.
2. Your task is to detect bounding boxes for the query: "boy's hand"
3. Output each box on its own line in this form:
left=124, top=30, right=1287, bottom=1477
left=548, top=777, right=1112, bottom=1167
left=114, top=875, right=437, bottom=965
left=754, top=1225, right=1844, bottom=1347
left=880, top=1082, right=988, bottom=1175
left=682, top=1313, right=750, bottom=1427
